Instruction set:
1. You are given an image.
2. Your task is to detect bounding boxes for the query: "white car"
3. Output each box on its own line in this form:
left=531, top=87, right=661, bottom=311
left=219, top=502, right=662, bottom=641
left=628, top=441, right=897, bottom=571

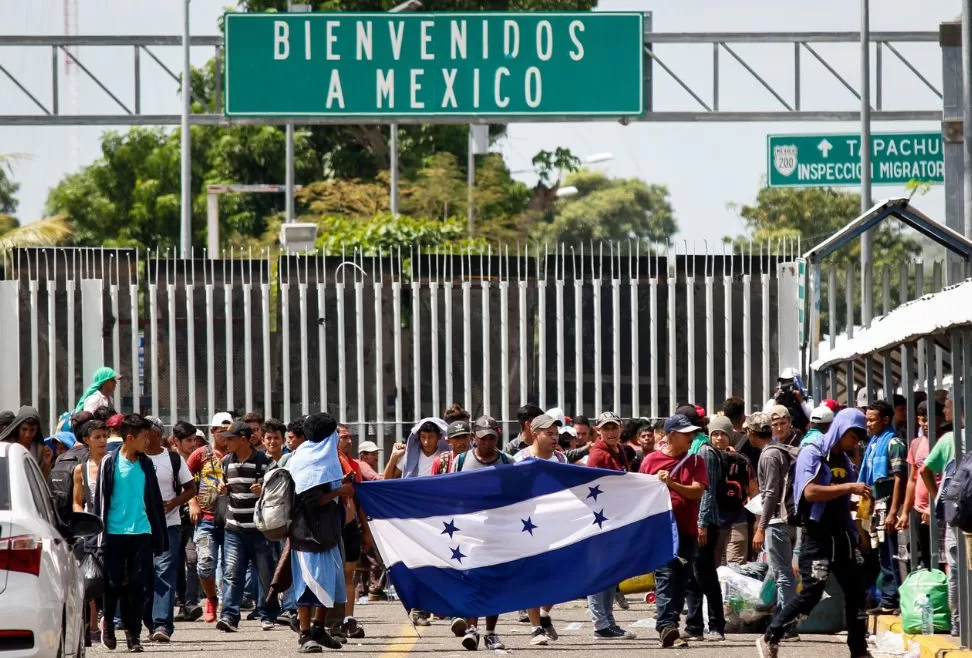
left=0, top=441, right=101, bottom=657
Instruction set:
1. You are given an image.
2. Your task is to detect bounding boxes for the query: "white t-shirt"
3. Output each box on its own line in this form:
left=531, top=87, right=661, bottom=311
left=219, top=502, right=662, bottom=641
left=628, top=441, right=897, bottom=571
left=514, top=448, right=567, bottom=463
left=83, top=390, right=113, bottom=414
left=147, top=450, right=194, bottom=527
left=416, top=451, right=437, bottom=477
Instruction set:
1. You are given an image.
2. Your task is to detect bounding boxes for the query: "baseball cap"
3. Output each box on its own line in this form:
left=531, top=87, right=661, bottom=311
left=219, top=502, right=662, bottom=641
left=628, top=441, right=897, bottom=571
left=746, top=411, right=772, bottom=433
left=530, top=414, right=561, bottom=433
left=218, top=420, right=253, bottom=440
left=708, top=416, right=733, bottom=436
left=447, top=420, right=473, bottom=439
left=770, top=404, right=790, bottom=420
left=595, top=411, right=622, bottom=428
left=473, top=415, right=500, bottom=438
left=856, top=388, right=873, bottom=408
left=210, top=411, right=233, bottom=429
left=357, top=440, right=380, bottom=454
left=810, top=406, right=834, bottom=424
left=675, top=404, right=705, bottom=426
left=663, top=414, right=700, bottom=435
left=821, top=398, right=840, bottom=412
left=146, top=415, right=165, bottom=435
left=106, top=413, right=124, bottom=430
left=546, top=407, right=568, bottom=426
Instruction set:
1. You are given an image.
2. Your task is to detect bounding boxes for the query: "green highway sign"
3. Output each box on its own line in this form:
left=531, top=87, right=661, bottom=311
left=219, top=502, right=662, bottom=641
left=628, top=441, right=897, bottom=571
left=223, top=12, right=644, bottom=118
left=767, top=132, right=944, bottom=188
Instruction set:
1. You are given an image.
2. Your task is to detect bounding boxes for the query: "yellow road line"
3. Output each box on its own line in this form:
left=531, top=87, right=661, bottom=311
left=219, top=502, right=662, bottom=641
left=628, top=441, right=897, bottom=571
left=379, top=623, right=420, bottom=657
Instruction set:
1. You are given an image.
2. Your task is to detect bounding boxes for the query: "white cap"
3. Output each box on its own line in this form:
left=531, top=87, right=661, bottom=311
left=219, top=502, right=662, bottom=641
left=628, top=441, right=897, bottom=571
left=779, top=366, right=799, bottom=381
left=810, top=406, right=834, bottom=424
left=546, top=407, right=569, bottom=433
left=357, top=440, right=380, bottom=454
left=210, top=411, right=233, bottom=429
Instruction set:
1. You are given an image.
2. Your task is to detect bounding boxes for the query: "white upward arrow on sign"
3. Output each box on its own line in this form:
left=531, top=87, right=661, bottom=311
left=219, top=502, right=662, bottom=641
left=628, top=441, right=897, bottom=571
left=817, top=139, right=833, bottom=158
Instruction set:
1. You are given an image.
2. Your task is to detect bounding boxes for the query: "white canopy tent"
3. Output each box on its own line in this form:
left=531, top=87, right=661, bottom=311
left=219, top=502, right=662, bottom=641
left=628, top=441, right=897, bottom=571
left=811, top=278, right=972, bottom=371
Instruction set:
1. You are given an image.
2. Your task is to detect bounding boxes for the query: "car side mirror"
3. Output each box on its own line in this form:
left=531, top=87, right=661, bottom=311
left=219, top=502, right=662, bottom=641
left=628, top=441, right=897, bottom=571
left=66, top=511, right=103, bottom=539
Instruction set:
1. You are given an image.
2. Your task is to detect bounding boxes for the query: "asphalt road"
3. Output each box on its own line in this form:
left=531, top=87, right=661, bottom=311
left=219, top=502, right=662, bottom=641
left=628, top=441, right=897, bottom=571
left=87, top=596, right=866, bottom=657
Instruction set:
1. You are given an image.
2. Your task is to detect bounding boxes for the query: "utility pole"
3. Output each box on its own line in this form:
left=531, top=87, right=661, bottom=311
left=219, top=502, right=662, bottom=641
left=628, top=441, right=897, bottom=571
left=180, top=0, right=191, bottom=257
left=859, top=0, right=873, bottom=327
left=963, top=0, right=972, bottom=239
left=387, top=1, right=421, bottom=218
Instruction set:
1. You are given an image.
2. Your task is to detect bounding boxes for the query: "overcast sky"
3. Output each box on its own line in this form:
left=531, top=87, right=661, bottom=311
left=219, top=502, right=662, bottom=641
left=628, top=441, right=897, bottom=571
left=0, top=0, right=960, bottom=248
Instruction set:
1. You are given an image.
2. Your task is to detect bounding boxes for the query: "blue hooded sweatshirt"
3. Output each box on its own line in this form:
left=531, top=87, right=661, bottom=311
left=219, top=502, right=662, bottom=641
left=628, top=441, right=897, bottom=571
left=792, top=408, right=865, bottom=532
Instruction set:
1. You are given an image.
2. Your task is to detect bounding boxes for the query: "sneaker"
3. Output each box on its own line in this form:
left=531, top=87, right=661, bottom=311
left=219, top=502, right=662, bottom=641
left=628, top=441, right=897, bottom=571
left=204, top=597, right=218, bottom=623
left=367, top=587, right=388, bottom=602
left=451, top=617, right=468, bottom=637
left=311, top=624, right=343, bottom=650
left=342, top=617, right=364, bottom=639
left=593, top=625, right=636, bottom=640
left=706, top=631, right=726, bottom=641
left=216, top=618, right=238, bottom=633
left=173, top=606, right=188, bottom=622
left=680, top=629, right=704, bottom=641
left=125, top=633, right=143, bottom=653
left=241, top=597, right=256, bottom=610
left=246, top=609, right=261, bottom=621
left=756, top=636, right=779, bottom=658
left=865, top=604, right=899, bottom=615
left=659, top=626, right=680, bottom=648
left=411, top=611, right=431, bottom=627
left=462, top=628, right=480, bottom=650
left=150, top=628, right=170, bottom=643
left=102, top=625, right=117, bottom=651
left=328, top=624, right=347, bottom=641
left=483, top=633, right=505, bottom=651
left=88, top=629, right=101, bottom=646
left=518, top=610, right=530, bottom=623
left=298, top=631, right=323, bottom=654
left=614, top=590, right=630, bottom=610
left=529, top=627, right=548, bottom=646
left=262, top=619, right=275, bottom=631
left=782, top=627, right=801, bottom=642
left=185, top=604, right=203, bottom=622
left=539, top=615, right=558, bottom=641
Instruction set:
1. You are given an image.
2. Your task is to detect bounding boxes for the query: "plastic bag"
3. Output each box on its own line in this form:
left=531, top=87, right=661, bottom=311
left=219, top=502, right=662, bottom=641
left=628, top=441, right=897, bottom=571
left=900, top=569, right=950, bottom=634
left=80, top=552, right=105, bottom=599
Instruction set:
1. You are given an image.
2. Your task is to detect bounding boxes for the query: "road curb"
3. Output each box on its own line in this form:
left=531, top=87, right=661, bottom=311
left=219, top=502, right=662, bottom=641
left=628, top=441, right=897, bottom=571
left=870, top=614, right=972, bottom=657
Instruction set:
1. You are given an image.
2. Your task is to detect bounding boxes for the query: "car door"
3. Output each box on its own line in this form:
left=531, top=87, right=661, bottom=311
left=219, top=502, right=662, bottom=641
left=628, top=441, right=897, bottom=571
left=22, top=455, right=80, bottom=654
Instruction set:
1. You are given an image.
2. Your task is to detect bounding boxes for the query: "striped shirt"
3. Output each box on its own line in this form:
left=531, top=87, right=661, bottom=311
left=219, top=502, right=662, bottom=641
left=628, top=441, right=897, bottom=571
left=222, top=451, right=270, bottom=531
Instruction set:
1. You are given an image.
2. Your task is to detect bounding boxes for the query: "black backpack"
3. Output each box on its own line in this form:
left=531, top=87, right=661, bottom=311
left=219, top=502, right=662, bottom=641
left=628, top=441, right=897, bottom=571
left=716, top=449, right=751, bottom=514
left=943, top=452, right=972, bottom=532
left=48, top=444, right=89, bottom=522
left=764, top=442, right=802, bottom=526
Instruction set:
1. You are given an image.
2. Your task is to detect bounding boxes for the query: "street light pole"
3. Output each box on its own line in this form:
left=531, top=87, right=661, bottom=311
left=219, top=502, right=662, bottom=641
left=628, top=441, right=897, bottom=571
left=387, top=1, right=421, bottom=218
left=859, top=0, right=873, bottom=327
left=180, top=0, right=191, bottom=257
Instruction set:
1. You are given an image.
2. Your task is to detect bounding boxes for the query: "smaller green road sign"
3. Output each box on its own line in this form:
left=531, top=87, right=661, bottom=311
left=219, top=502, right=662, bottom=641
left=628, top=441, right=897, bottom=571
left=767, top=132, right=943, bottom=188
left=224, top=12, right=644, bottom=119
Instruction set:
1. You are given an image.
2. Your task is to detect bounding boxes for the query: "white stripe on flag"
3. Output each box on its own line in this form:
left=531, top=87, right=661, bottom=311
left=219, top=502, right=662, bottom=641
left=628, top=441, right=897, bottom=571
left=369, top=472, right=671, bottom=572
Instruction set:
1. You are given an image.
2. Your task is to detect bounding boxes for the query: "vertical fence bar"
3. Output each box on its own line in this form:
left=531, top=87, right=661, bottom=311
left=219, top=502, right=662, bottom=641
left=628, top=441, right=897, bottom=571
left=129, top=257, right=139, bottom=415
left=205, top=274, right=215, bottom=422
left=518, top=249, right=528, bottom=407
left=65, top=263, right=76, bottom=411
left=261, top=269, right=271, bottom=418
left=373, top=261, right=384, bottom=457
left=881, top=266, right=892, bottom=400
left=915, top=261, right=925, bottom=382
left=592, top=253, right=601, bottom=415
left=902, top=340, right=918, bottom=571
left=29, top=276, right=39, bottom=409
left=411, top=264, right=421, bottom=421
left=392, top=271, right=403, bottom=430
left=429, top=271, right=440, bottom=415
left=354, top=273, right=365, bottom=442
left=167, top=275, right=178, bottom=424
left=499, top=251, right=510, bottom=428
left=317, top=258, right=327, bottom=413
left=224, top=269, right=234, bottom=412
left=761, top=253, right=771, bottom=405
left=933, top=262, right=943, bottom=387
left=336, top=271, right=346, bottom=424
left=282, top=268, right=292, bottom=422
left=844, top=263, right=856, bottom=407
left=828, top=266, right=838, bottom=401
left=611, top=255, right=622, bottom=415
left=555, top=251, right=565, bottom=411
left=462, top=258, right=473, bottom=414
left=186, top=277, right=197, bottom=421
left=723, top=258, right=733, bottom=405
left=574, top=250, right=583, bottom=415
left=686, top=257, right=696, bottom=404
left=960, top=330, right=972, bottom=647
left=743, top=254, right=752, bottom=411
left=110, top=274, right=121, bottom=411
left=648, top=257, right=658, bottom=419
left=630, top=246, right=640, bottom=418
left=298, top=269, right=309, bottom=416
left=443, top=270, right=454, bottom=411
left=149, top=271, right=159, bottom=419
left=538, top=251, right=548, bottom=410
left=667, top=251, right=677, bottom=413
left=925, top=336, right=939, bottom=565
left=705, top=255, right=715, bottom=414
left=47, top=263, right=58, bottom=423
left=863, top=264, right=874, bottom=402
left=482, top=271, right=492, bottom=416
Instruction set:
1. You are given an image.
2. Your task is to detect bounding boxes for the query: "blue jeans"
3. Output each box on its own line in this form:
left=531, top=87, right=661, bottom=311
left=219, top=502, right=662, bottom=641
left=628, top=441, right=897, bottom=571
left=587, top=586, right=616, bottom=631
left=221, top=529, right=280, bottom=624
left=765, top=524, right=798, bottom=612
left=654, top=533, right=697, bottom=633
left=151, top=526, right=183, bottom=635
left=877, top=530, right=900, bottom=608
left=193, top=519, right=224, bottom=582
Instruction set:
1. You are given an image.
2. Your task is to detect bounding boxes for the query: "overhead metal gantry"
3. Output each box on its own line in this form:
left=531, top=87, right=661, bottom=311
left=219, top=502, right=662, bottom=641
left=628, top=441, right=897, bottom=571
left=0, top=30, right=943, bottom=125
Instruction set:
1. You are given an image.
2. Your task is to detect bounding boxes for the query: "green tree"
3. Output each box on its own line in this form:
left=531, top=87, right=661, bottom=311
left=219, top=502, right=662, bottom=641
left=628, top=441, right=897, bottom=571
left=531, top=170, right=677, bottom=246
left=0, top=154, right=19, bottom=216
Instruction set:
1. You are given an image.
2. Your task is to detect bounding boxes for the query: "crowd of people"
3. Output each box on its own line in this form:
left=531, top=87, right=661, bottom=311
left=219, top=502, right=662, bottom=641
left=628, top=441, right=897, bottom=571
left=0, top=365, right=963, bottom=656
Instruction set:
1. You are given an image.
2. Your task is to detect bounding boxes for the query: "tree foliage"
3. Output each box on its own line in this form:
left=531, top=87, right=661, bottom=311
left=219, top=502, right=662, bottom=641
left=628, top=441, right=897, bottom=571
left=0, top=154, right=19, bottom=217
left=530, top=170, right=677, bottom=246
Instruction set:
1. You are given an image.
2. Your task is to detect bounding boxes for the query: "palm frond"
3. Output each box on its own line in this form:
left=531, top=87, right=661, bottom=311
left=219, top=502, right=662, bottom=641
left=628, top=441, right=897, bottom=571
left=0, top=215, right=72, bottom=250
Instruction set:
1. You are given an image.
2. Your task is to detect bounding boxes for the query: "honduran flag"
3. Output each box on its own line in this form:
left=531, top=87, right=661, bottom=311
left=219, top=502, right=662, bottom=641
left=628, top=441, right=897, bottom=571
left=354, top=458, right=677, bottom=618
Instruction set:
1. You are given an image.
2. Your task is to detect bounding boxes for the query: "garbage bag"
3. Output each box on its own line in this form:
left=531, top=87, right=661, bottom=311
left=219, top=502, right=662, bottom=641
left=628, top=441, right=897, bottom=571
left=900, top=569, right=950, bottom=634
left=80, top=552, right=105, bottom=599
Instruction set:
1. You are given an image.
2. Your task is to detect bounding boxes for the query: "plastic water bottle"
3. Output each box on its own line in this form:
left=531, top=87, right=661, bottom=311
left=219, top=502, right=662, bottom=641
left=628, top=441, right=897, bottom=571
left=385, top=584, right=398, bottom=601
left=916, top=593, right=934, bottom=635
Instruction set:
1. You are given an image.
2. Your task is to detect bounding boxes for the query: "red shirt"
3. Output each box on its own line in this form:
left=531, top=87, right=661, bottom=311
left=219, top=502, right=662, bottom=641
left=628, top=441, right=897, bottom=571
left=639, top=449, right=709, bottom=536
left=587, top=439, right=630, bottom=472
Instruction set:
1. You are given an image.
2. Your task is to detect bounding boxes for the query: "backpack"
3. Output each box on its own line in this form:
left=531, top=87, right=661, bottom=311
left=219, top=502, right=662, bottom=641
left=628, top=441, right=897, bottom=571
left=762, top=443, right=801, bottom=526
left=935, top=458, right=958, bottom=523
left=716, top=450, right=751, bottom=514
left=942, top=452, right=972, bottom=532
left=451, top=451, right=515, bottom=472
left=48, top=444, right=89, bottom=522
left=255, top=466, right=296, bottom=540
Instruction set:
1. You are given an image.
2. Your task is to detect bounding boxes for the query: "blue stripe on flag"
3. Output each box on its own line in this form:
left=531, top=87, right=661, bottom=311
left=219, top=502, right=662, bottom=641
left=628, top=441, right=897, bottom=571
left=385, top=510, right=676, bottom=618
left=356, top=459, right=624, bottom=519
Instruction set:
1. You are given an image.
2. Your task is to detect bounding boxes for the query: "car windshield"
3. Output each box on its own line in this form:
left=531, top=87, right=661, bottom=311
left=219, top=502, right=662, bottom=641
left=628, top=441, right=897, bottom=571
left=0, top=456, right=8, bottom=510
